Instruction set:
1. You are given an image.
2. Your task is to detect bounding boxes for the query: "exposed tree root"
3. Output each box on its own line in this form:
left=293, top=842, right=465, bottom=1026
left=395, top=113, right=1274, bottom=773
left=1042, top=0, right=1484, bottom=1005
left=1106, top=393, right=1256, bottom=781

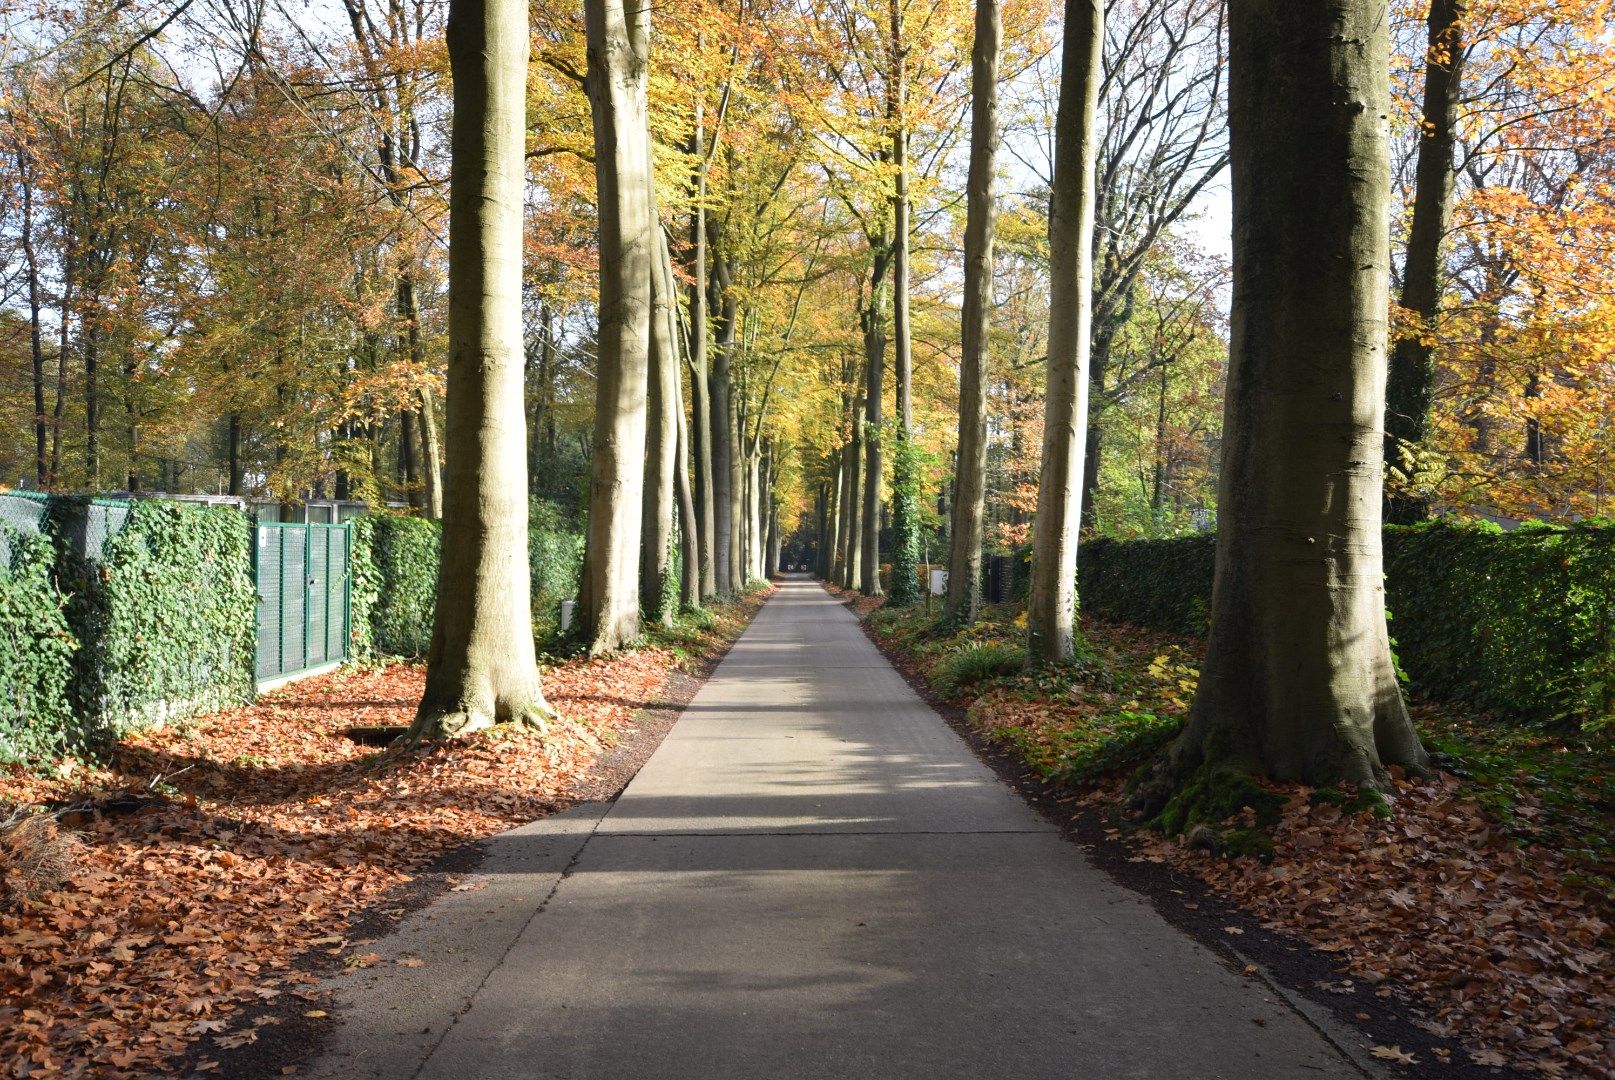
left=403, top=696, right=560, bottom=744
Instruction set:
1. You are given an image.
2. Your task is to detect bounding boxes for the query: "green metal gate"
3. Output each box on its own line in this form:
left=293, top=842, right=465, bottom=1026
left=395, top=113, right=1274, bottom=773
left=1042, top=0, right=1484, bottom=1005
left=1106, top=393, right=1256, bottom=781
left=254, top=522, right=352, bottom=683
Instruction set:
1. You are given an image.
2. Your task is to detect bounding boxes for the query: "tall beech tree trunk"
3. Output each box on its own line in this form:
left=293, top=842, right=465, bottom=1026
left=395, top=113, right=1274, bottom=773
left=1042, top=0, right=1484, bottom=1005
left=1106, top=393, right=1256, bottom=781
left=528, top=302, right=554, bottom=489
left=673, top=368, right=702, bottom=612
left=860, top=247, right=891, bottom=597
left=642, top=223, right=680, bottom=624
left=1384, top=0, right=1465, bottom=525
left=687, top=95, right=718, bottom=600
left=1026, top=0, right=1102, bottom=664
left=728, top=387, right=745, bottom=590
left=747, top=445, right=763, bottom=580
left=578, top=0, right=653, bottom=653
left=832, top=433, right=852, bottom=583
left=816, top=482, right=830, bottom=577
left=400, top=408, right=422, bottom=508
left=824, top=458, right=842, bottom=580
left=689, top=355, right=718, bottom=599
left=710, top=232, right=738, bottom=593
left=411, top=0, right=556, bottom=739
left=757, top=441, right=772, bottom=579
left=419, top=387, right=444, bottom=518
left=1152, top=360, right=1169, bottom=510
left=1160, top=0, right=1428, bottom=789
left=659, top=233, right=702, bottom=612
left=765, top=483, right=780, bottom=578
left=886, top=0, right=921, bottom=606
left=843, top=403, right=865, bottom=590
left=945, top=0, right=1001, bottom=626
left=228, top=415, right=244, bottom=496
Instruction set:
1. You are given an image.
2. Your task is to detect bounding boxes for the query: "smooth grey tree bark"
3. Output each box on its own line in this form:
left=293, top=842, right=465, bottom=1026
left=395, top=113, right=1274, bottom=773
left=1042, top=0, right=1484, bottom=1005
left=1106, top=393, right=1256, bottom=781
left=1385, top=0, right=1465, bottom=525
left=843, top=400, right=865, bottom=590
left=686, top=93, right=718, bottom=600
left=833, top=419, right=854, bottom=584
left=859, top=247, right=890, bottom=597
left=418, top=384, right=444, bottom=520
left=710, top=227, right=740, bottom=593
left=765, top=462, right=781, bottom=578
left=673, top=379, right=702, bottom=611
left=824, top=456, right=842, bottom=580
left=886, top=0, right=922, bottom=605
left=726, top=397, right=745, bottom=590
left=642, top=220, right=680, bottom=624
left=1026, top=0, right=1102, bottom=664
left=411, top=0, right=556, bottom=739
left=944, top=0, right=1002, bottom=626
left=578, top=0, right=653, bottom=653
left=1161, top=0, right=1429, bottom=789
left=746, top=442, right=763, bottom=580
left=660, top=231, right=703, bottom=612
left=816, top=481, right=831, bottom=578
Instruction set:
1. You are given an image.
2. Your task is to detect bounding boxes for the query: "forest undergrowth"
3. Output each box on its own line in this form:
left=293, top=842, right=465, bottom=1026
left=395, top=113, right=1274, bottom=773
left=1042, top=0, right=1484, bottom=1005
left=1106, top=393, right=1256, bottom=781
left=0, top=588, right=770, bottom=1078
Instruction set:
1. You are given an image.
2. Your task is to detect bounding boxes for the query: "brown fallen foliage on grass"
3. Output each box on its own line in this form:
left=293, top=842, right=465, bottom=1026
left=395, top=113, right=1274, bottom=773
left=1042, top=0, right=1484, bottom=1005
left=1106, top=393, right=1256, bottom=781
left=857, top=597, right=1615, bottom=1079
left=1112, top=773, right=1613, bottom=1077
left=823, top=581, right=885, bottom=617
left=0, top=590, right=765, bottom=1079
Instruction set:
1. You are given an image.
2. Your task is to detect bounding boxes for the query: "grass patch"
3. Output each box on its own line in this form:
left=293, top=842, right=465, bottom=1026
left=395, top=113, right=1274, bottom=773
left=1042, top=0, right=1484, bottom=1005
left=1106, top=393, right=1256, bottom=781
left=934, top=643, right=1026, bottom=695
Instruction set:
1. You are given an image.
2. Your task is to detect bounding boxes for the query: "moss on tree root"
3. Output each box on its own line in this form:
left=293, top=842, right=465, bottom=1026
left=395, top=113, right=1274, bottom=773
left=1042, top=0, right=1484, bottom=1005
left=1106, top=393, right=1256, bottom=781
left=1142, top=763, right=1287, bottom=860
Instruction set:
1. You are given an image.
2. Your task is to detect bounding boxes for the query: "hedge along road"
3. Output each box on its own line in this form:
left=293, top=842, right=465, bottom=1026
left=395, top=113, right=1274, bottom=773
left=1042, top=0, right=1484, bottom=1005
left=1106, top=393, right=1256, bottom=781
left=309, top=577, right=1362, bottom=1080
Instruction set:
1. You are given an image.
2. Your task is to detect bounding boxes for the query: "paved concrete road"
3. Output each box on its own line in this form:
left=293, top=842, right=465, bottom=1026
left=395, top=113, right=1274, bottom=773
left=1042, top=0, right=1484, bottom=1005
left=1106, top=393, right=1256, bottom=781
left=310, top=578, right=1364, bottom=1080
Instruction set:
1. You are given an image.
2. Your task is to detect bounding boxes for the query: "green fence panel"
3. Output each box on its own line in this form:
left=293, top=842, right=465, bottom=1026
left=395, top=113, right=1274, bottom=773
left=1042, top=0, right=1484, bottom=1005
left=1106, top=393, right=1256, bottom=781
left=254, top=522, right=351, bottom=682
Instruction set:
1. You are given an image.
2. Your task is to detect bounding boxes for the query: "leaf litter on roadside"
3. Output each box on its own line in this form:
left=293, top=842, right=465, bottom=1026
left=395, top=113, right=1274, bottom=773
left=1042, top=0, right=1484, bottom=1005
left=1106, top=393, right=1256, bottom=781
left=1088, top=765, right=1613, bottom=1078
left=863, top=602, right=1615, bottom=1080
left=0, top=591, right=764, bottom=1079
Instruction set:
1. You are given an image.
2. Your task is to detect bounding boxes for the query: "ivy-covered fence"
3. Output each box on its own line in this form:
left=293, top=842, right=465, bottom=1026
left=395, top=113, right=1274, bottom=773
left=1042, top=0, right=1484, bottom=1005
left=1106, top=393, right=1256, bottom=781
left=58, top=499, right=258, bottom=742
left=0, top=494, right=258, bottom=764
left=0, top=526, right=75, bottom=765
left=350, top=515, right=440, bottom=660
left=350, top=499, right=584, bottom=661
left=0, top=492, right=587, bottom=764
left=1077, top=520, right=1615, bottom=727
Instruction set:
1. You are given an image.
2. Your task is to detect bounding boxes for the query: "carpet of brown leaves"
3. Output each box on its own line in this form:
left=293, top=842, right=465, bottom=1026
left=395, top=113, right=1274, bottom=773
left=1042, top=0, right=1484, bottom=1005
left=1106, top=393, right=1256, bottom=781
left=822, top=582, right=885, bottom=617
left=0, top=594, right=764, bottom=1078
left=1116, top=772, right=1614, bottom=1077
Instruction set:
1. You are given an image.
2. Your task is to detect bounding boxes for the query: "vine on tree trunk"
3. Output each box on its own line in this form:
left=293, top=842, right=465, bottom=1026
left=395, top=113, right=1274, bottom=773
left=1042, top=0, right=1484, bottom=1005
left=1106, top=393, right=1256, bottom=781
left=887, top=429, right=923, bottom=606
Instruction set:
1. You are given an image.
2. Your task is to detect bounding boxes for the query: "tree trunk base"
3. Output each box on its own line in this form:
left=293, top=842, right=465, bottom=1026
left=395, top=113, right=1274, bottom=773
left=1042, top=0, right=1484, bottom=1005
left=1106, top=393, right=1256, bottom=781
left=1128, top=711, right=1427, bottom=828
left=406, top=692, right=559, bottom=743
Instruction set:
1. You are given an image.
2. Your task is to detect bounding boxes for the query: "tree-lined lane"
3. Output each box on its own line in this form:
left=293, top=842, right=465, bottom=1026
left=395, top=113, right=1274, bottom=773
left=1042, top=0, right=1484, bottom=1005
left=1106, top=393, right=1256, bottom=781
left=311, top=579, right=1361, bottom=1079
